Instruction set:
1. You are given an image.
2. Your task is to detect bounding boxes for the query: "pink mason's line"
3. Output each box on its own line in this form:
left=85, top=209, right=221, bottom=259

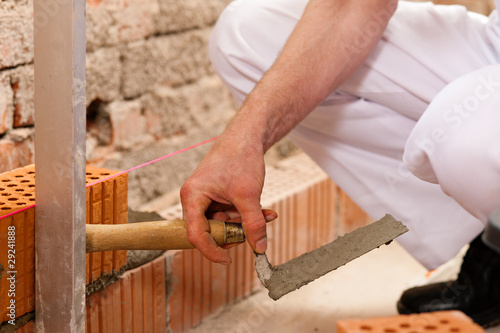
left=86, top=136, right=218, bottom=187
left=0, top=205, right=36, bottom=220
left=0, top=136, right=218, bottom=220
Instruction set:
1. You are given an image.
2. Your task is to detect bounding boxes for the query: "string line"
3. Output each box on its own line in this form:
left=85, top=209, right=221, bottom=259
left=0, top=136, right=218, bottom=220
left=86, top=136, right=217, bottom=187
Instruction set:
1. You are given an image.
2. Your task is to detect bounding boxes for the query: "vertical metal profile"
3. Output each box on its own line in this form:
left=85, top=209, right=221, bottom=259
left=34, top=0, right=86, bottom=331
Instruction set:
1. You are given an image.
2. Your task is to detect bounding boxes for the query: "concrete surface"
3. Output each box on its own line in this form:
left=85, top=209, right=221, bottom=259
left=186, top=241, right=500, bottom=333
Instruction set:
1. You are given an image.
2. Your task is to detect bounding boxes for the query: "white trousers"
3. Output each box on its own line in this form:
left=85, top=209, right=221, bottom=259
left=209, top=0, right=500, bottom=269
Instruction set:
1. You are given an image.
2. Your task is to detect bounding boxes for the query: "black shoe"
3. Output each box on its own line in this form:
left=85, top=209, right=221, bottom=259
left=397, top=233, right=500, bottom=328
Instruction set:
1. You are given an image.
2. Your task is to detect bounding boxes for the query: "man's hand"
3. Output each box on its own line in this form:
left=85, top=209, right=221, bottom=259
left=180, top=136, right=276, bottom=264
left=180, top=0, right=396, bottom=264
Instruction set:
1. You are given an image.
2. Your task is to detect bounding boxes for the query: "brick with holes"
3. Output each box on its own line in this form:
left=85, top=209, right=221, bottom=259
left=336, top=310, right=484, bottom=333
left=0, top=164, right=128, bottom=324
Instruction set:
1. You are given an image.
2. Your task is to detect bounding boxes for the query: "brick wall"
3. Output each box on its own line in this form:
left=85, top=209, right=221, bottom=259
left=0, top=0, right=496, bottom=209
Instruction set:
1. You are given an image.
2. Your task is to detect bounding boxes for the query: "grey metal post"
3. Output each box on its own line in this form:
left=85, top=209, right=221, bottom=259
left=34, top=0, right=86, bottom=331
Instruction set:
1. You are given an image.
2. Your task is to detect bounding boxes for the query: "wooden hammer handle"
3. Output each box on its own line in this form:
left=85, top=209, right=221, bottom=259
left=86, top=220, right=245, bottom=253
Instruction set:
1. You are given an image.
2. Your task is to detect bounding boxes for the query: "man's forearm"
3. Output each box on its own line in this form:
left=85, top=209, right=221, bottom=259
left=224, top=0, right=398, bottom=151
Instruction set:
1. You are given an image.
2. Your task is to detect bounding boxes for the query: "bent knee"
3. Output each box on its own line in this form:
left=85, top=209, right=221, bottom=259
left=404, top=65, right=500, bottom=221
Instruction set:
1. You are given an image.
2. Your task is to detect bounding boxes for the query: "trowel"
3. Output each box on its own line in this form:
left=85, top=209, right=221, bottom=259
left=86, top=214, right=407, bottom=300
left=254, top=214, right=407, bottom=300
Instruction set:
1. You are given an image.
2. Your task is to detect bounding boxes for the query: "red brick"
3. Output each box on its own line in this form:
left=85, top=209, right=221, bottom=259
left=210, top=259, right=227, bottom=314
left=0, top=164, right=127, bottom=323
left=130, top=268, right=144, bottom=333
left=338, top=188, right=372, bottom=235
left=325, top=179, right=338, bottom=242
left=168, top=251, right=185, bottom=333
left=0, top=215, right=13, bottom=323
left=336, top=311, right=484, bottom=333
left=182, top=250, right=194, bottom=330
left=101, top=179, right=114, bottom=275
left=89, top=182, right=103, bottom=282
left=86, top=292, right=101, bottom=333
left=108, top=281, right=123, bottom=332
left=86, top=187, right=91, bottom=285
left=201, top=255, right=212, bottom=320
left=235, top=244, right=246, bottom=300
left=152, top=256, right=167, bottom=333
left=0, top=204, right=35, bottom=323
left=112, top=172, right=128, bottom=270
left=226, top=247, right=237, bottom=304
left=120, top=273, right=134, bottom=331
left=293, top=190, right=309, bottom=258
left=14, top=319, right=34, bottom=333
left=191, top=250, right=203, bottom=327
left=243, top=242, right=254, bottom=295
left=142, top=264, right=154, bottom=332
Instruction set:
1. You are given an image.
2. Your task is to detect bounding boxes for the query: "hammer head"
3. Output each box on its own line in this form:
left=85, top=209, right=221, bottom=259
left=254, top=214, right=408, bottom=300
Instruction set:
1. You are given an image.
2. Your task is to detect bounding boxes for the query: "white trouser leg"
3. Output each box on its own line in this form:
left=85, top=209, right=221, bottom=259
left=209, top=0, right=500, bottom=268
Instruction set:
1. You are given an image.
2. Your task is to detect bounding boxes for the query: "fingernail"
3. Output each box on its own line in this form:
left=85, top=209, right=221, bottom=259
left=218, top=258, right=231, bottom=266
left=265, top=213, right=277, bottom=222
left=255, top=237, right=267, bottom=253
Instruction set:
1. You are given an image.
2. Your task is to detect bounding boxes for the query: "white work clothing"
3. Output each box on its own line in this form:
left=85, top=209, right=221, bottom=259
left=209, top=0, right=500, bottom=269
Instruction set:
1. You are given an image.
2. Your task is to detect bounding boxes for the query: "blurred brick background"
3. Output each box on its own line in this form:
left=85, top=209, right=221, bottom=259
left=0, top=0, right=496, bottom=208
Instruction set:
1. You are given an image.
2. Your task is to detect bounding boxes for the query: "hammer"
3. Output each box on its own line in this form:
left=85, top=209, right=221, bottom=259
left=86, top=220, right=245, bottom=252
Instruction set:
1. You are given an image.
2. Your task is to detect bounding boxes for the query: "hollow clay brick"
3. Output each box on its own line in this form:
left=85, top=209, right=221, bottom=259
left=0, top=164, right=128, bottom=324
left=85, top=165, right=129, bottom=283
left=167, top=250, right=185, bottom=333
left=210, top=257, right=227, bottom=314
left=152, top=257, right=167, bottom=333
left=84, top=256, right=167, bottom=333
left=201, top=255, right=212, bottom=319
left=336, top=310, right=484, bottom=333
left=182, top=249, right=194, bottom=331
left=112, top=173, right=128, bottom=270
left=338, top=188, right=373, bottom=235
left=226, top=247, right=237, bottom=304
left=191, top=249, right=203, bottom=327
left=142, top=263, right=154, bottom=333
left=120, top=273, right=134, bottom=331
left=101, top=179, right=114, bottom=275
left=14, top=319, right=34, bottom=333
left=86, top=292, right=101, bottom=333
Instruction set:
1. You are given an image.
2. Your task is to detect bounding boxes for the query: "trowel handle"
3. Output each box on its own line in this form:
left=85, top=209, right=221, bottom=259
left=86, top=220, right=245, bottom=253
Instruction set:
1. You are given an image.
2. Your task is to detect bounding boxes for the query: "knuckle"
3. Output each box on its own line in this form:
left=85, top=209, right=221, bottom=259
left=243, top=219, right=266, bottom=235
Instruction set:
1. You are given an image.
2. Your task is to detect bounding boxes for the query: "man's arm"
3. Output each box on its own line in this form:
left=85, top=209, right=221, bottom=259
left=181, top=0, right=398, bottom=264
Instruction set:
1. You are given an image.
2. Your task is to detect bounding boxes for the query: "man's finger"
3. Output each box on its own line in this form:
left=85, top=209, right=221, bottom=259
left=235, top=200, right=268, bottom=254
left=181, top=188, right=232, bottom=264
